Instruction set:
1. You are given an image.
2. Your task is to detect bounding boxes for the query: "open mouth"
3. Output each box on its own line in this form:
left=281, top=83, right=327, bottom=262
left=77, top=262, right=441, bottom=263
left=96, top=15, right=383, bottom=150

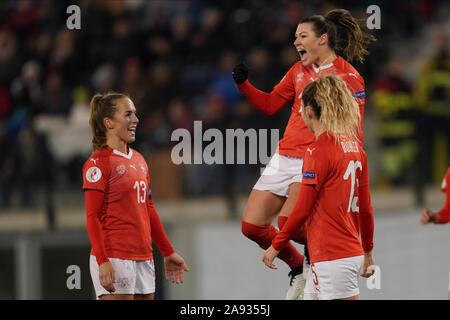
left=298, top=49, right=307, bottom=61
left=128, top=127, right=136, bottom=136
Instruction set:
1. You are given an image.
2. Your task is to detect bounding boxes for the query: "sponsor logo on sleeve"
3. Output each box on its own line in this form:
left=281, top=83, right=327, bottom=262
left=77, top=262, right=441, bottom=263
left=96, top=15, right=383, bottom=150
left=303, top=171, right=316, bottom=179
left=352, top=90, right=366, bottom=99
left=86, top=166, right=102, bottom=183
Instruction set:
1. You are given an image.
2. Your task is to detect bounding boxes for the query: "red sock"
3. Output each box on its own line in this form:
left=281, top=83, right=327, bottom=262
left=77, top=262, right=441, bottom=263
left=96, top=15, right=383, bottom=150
left=242, top=221, right=303, bottom=268
left=278, top=216, right=307, bottom=245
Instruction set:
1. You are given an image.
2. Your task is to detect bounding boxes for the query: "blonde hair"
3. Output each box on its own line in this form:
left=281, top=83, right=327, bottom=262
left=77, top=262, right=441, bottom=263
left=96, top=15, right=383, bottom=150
left=302, top=74, right=361, bottom=142
left=89, top=92, right=129, bottom=151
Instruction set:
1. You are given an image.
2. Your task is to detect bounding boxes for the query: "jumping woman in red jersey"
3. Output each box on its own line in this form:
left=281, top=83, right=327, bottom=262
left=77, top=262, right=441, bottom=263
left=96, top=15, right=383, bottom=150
left=83, top=93, right=189, bottom=300
left=262, top=74, right=376, bottom=300
left=232, top=9, right=375, bottom=299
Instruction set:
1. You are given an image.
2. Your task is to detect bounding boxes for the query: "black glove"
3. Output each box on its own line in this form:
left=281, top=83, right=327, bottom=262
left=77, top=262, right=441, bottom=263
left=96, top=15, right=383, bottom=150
left=232, top=63, right=248, bottom=85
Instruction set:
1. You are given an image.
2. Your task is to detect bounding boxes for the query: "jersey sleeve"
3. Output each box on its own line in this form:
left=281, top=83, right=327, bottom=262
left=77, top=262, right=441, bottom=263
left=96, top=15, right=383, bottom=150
left=272, top=184, right=318, bottom=251
left=359, top=151, right=370, bottom=188
left=342, top=72, right=365, bottom=142
left=147, top=200, right=175, bottom=257
left=145, top=167, right=175, bottom=257
left=437, top=168, right=450, bottom=224
left=237, top=80, right=289, bottom=115
left=301, top=147, right=328, bottom=191
left=273, top=64, right=297, bottom=101
left=84, top=189, right=109, bottom=265
left=82, top=157, right=109, bottom=192
left=342, top=72, right=365, bottom=101
left=358, top=152, right=374, bottom=252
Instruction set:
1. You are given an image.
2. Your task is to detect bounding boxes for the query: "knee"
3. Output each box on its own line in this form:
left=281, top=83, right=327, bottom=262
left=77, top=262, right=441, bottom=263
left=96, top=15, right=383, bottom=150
left=241, top=220, right=275, bottom=248
left=241, top=220, right=254, bottom=239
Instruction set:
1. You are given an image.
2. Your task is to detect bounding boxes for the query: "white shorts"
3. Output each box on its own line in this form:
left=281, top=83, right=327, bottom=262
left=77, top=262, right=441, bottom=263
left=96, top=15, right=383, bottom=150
left=89, top=255, right=156, bottom=298
left=303, top=255, right=364, bottom=300
left=253, top=153, right=303, bottom=197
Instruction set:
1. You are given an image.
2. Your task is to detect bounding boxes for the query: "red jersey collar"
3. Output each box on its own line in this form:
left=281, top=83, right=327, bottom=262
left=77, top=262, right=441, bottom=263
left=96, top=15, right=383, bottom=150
left=312, top=56, right=342, bottom=73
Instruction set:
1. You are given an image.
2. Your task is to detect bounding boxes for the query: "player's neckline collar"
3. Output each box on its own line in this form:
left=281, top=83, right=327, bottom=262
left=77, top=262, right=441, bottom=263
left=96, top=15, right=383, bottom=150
left=312, top=62, right=334, bottom=73
left=312, top=56, right=339, bottom=73
left=113, top=148, right=133, bottom=159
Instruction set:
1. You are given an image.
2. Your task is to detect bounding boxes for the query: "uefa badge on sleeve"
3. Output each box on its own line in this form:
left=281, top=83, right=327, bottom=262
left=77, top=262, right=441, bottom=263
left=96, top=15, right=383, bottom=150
left=86, top=166, right=102, bottom=183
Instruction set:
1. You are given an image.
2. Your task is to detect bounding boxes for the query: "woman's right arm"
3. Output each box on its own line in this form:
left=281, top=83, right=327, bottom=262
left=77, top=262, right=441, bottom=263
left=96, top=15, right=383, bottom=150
left=232, top=63, right=292, bottom=115
left=84, top=189, right=109, bottom=265
left=85, top=189, right=116, bottom=292
left=358, top=156, right=376, bottom=278
left=236, top=80, right=290, bottom=116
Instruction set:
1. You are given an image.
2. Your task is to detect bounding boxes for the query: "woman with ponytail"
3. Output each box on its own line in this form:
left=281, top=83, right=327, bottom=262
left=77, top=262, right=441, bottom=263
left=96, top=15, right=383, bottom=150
left=232, top=8, right=375, bottom=299
left=83, top=93, right=189, bottom=300
left=262, top=75, right=376, bottom=300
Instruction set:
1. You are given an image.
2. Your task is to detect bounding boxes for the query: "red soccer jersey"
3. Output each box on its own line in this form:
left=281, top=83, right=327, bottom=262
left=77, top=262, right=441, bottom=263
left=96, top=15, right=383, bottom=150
left=82, top=147, right=153, bottom=261
left=300, top=133, right=370, bottom=263
left=441, top=168, right=449, bottom=193
left=273, top=56, right=365, bottom=157
left=438, top=167, right=450, bottom=224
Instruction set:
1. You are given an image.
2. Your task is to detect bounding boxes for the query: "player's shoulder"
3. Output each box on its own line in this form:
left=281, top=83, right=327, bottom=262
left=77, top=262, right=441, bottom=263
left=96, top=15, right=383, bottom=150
left=279, top=61, right=304, bottom=82
left=337, top=57, right=364, bottom=83
left=337, top=56, right=359, bottom=74
left=306, top=133, right=334, bottom=159
left=130, top=147, right=141, bottom=157
left=130, top=148, right=146, bottom=162
left=358, top=145, right=368, bottom=165
left=290, top=60, right=306, bottom=73
left=130, top=148, right=150, bottom=171
left=83, top=148, right=112, bottom=170
left=317, top=134, right=365, bottom=162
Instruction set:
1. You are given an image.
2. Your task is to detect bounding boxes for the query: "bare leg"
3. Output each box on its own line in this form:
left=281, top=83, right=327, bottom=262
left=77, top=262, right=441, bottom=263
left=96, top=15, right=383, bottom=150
left=278, top=182, right=301, bottom=218
left=242, top=189, right=285, bottom=226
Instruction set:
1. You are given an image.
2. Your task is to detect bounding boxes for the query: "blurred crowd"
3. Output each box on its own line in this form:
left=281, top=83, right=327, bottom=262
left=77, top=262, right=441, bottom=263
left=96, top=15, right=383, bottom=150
left=0, top=0, right=448, bottom=211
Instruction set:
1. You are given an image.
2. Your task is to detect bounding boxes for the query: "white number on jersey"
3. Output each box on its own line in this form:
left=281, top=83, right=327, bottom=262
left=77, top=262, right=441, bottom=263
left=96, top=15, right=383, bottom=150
left=343, top=160, right=362, bottom=213
left=133, top=180, right=147, bottom=204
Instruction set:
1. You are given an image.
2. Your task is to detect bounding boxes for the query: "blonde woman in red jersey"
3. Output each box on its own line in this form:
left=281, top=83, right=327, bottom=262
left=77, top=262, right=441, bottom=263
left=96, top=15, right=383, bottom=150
left=232, top=9, right=375, bottom=299
left=83, top=93, right=189, bottom=300
left=262, top=75, right=375, bottom=300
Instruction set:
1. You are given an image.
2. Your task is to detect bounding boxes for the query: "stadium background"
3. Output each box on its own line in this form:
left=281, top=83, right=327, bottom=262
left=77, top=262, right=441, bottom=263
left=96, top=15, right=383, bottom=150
left=0, top=0, right=448, bottom=299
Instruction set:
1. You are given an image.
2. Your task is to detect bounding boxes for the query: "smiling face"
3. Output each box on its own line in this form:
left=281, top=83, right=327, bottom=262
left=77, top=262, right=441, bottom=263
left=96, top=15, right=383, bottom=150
left=105, top=97, right=139, bottom=145
left=294, top=22, right=326, bottom=66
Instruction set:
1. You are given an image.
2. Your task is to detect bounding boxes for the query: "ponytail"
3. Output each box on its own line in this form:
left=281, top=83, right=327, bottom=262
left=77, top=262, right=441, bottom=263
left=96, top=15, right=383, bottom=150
left=302, top=74, right=361, bottom=142
left=325, top=9, right=375, bottom=63
left=300, top=9, right=376, bottom=63
left=89, top=92, right=128, bottom=151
